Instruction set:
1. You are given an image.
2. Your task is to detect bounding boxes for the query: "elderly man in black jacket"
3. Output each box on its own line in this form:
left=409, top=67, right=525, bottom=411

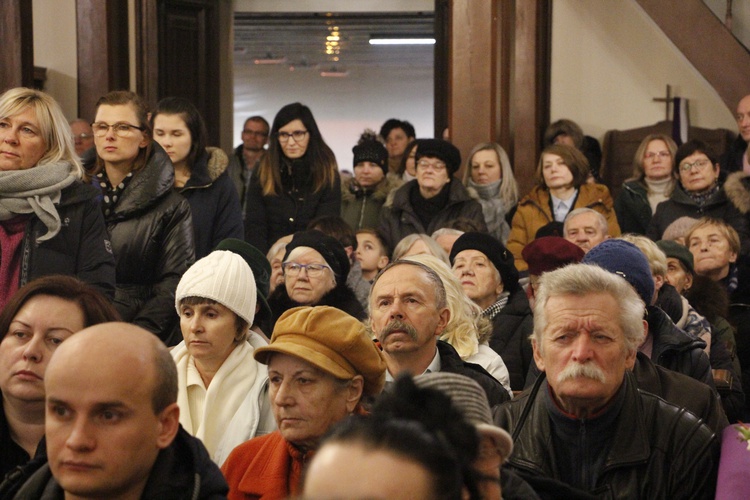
left=369, top=259, right=510, bottom=406
left=494, top=263, right=719, bottom=499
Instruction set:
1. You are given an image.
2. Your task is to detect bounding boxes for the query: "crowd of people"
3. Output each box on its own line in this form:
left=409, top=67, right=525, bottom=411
left=1, top=85, right=750, bottom=499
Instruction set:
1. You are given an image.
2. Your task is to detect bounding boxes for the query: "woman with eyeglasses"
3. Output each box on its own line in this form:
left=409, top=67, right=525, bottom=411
left=647, top=140, right=749, bottom=251
left=379, top=138, right=486, bottom=252
left=0, top=88, right=115, bottom=309
left=85, top=90, right=195, bottom=345
left=614, top=134, right=678, bottom=235
left=267, top=230, right=365, bottom=327
left=244, top=103, right=340, bottom=254
left=150, top=97, right=243, bottom=259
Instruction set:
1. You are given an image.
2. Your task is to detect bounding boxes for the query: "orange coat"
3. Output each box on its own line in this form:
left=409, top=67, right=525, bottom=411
left=507, top=183, right=620, bottom=272
left=221, top=431, right=313, bottom=500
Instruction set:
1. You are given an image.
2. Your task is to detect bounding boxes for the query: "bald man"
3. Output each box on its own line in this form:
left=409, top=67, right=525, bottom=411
left=13, top=323, right=228, bottom=499
left=720, top=94, right=750, bottom=174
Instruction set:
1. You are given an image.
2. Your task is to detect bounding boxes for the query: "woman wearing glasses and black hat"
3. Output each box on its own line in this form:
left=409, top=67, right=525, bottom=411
left=267, top=230, right=365, bottom=327
left=244, top=102, right=341, bottom=254
left=85, top=90, right=195, bottom=345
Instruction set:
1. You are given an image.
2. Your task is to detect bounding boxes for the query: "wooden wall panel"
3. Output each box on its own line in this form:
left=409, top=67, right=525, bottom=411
left=512, top=0, right=551, bottom=195
left=137, top=0, right=221, bottom=146
left=76, top=0, right=129, bottom=121
left=1, top=0, right=33, bottom=92
left=441, top=0, right=550, bottom=190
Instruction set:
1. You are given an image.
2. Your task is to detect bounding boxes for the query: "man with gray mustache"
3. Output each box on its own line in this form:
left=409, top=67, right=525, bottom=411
left=368, top=260, right=510, bottom=406
left=494, top=263, right=719, bottom=499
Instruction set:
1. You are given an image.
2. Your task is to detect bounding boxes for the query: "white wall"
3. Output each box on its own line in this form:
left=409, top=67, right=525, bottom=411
left=233, top=63, right=433, bottom=170
left=32, top=0, right=78, bottom=120
left=550, top=0, right=737, bottom=144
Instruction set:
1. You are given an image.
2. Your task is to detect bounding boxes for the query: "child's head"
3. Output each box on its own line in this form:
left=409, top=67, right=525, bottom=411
left=356, top=229, right=390, bottom=280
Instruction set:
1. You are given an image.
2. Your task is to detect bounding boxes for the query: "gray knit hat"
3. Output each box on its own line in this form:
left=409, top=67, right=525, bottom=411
left=414, top=372, right=513, bottom=462
left=175, top=250, right=257, bottom=326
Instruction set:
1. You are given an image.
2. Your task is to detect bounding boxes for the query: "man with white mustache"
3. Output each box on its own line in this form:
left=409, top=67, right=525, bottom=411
left=493, top=263, right=719, bottom=499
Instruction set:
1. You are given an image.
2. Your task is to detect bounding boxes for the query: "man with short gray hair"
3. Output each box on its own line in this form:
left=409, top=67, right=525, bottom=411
left=494, top=264, right=719, bottom=498
left=563, top=207, right=608, bottom=253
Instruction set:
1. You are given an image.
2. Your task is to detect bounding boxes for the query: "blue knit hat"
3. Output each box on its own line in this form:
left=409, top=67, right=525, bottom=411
left=582, top=239, right=654, bottom=304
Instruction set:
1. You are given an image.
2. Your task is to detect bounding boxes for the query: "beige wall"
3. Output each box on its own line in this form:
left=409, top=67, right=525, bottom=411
left=33, top=0, right=78, bottom=120
left=550, top=0, right=737, bottom=143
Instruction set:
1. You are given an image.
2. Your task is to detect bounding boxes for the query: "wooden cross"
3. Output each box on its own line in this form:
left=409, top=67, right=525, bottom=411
left=653, top=84, right=672, bottom=121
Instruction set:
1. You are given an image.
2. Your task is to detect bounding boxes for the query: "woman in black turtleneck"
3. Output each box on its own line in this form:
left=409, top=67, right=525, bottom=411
left=379, top=139, right=486, bottom=252
left=244, top=103, right=341, bottom=253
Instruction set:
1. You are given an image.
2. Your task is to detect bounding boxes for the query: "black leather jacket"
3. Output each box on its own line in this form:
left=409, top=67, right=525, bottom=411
left=494, top=372, right=719, bottom=500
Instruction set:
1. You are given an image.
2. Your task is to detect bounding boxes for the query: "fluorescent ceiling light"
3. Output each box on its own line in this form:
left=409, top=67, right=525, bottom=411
left=369, top=38, right=435, bottom=45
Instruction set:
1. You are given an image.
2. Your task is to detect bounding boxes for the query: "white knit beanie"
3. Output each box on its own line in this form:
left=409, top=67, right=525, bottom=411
left=175, top=250, right=257, bottom=326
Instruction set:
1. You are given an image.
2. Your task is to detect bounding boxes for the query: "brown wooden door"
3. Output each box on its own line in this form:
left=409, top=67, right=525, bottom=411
left=136, top=0, right=221, bottom=145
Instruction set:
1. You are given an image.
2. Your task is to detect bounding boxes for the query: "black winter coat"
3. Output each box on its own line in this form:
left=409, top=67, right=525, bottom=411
left=178, top=147, right=244, bottom=259
left=646, top=305, right=715, bottom=390
left=10, top=427, right=228, bottom=500
left=719, top=133, right=746, bottom=175
left=632, top=352, right=728, bottom=433
left=487, top=289, right=534, bottom=392
left=87, top=145, right=195, bottom=345
left=646, top=182, right=750, bottom=253
left=613, top=180, right=653, bottom=235
left=244, top=158, right=341, bottom=253
left=493, top=372, right=720, bottom=499
left=267, top=281, right=366, bottom=328
left=19, top=181, right=115, bottom=299
left=379, top=180, right=487, bottom=250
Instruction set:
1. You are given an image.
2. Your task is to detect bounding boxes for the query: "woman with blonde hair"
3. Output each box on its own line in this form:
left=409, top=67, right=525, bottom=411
left=403, top=254, right=511, bottom=394
left=0, top=87, right=115, bottom=308
left=615, top=134, right=678, bottom=235
left=463, top=143, right=519, bottom=243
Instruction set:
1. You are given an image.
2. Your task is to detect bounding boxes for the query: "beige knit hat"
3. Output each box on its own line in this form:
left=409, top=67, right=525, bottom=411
left=254, top=306, right=386, bottom=396
left=175, top=250, right=257, bottom=326
left=414, top=372, right=514, bottom=462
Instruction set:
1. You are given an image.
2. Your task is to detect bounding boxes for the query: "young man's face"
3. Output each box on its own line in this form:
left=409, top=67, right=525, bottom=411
left=45, top=352, right=171, bottom=499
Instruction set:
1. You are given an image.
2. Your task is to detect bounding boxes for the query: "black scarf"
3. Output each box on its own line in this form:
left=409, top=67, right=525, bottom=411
left=410, top=182, right=450, bottom=229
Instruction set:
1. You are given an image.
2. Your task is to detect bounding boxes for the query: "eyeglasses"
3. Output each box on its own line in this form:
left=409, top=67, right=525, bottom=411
left=644, top=151, right=670, bottom=160
left=72, top=133, right=93, bottom=142
left=91, top=122, right=145, bottom=138
left=416, top=159, right=447, bottom=171
left=278, top=130, right=308, bottom=143
left=679, top=159, right=712, bottom=172
left=282, top=262, right=331, bottom=277
left=243, top=130, right=268, bottom=138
